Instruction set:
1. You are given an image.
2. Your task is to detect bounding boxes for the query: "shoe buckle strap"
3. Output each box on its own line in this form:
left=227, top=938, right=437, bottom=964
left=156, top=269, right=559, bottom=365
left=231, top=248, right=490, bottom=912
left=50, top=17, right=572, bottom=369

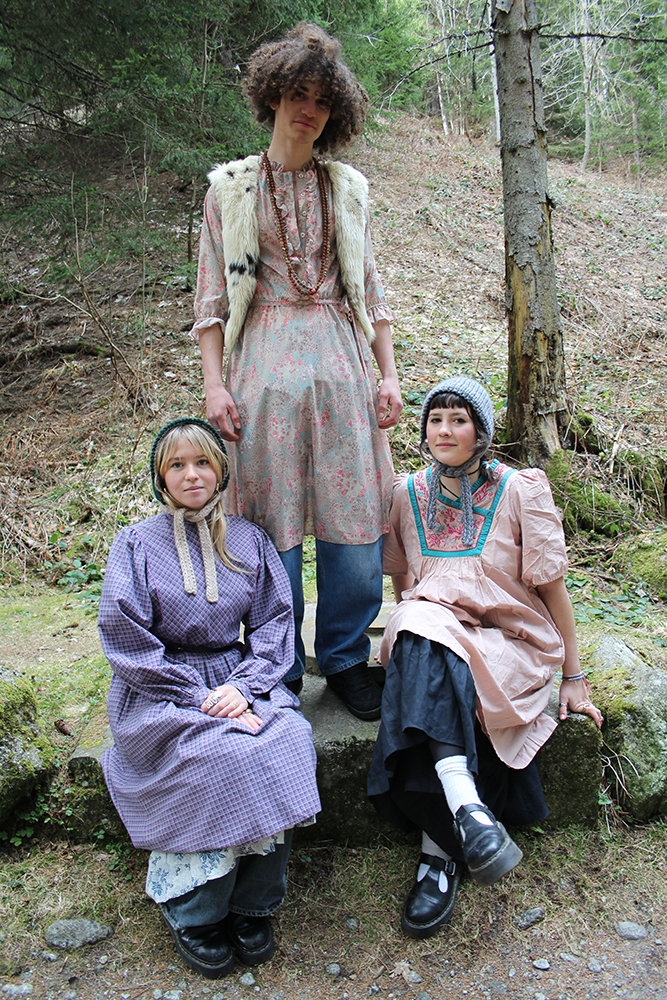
left=443, top=859, right=457, bottom=876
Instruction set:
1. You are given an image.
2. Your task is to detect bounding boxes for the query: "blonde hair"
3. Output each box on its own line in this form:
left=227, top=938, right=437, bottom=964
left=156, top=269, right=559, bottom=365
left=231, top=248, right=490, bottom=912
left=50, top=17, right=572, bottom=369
left=154, top=424, right=244, bottom=573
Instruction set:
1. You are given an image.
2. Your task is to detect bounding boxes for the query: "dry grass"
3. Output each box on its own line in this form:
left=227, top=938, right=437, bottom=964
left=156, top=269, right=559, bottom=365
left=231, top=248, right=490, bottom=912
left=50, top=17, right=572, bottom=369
left=1, top=824, right=665, bottom=996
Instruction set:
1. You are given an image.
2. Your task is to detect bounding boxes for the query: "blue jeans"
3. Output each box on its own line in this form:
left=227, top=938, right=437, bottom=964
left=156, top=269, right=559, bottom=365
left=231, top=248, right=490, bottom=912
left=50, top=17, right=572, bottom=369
left=161, top=832, right=293, bottom=930
left=278, top=537, right=384, bottom=683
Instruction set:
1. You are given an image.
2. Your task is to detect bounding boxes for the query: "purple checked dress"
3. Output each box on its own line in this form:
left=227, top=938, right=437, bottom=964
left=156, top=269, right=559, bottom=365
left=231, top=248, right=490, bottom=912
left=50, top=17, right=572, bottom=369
left=99, top=512, right=320, bottom=854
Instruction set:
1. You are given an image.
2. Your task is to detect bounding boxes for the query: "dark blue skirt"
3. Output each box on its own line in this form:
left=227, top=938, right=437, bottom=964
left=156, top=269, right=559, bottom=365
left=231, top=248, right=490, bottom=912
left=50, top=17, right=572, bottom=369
left=367, top=631, right=548, bottom=860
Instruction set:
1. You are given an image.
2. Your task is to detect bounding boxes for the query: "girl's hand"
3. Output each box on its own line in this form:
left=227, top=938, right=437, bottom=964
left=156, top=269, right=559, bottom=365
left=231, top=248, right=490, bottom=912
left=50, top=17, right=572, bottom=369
left=558, top=677, right=604, bottom=728
left=201, top=684, right=262, bottom=731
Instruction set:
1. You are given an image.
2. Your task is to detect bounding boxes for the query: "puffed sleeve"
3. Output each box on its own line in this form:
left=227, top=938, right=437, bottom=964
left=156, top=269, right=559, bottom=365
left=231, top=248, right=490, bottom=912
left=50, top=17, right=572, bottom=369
left=190, top=185, right=229, bottom=339
left=226, top=525, right=295, bottom=698
left=511, top=470, right=569, bottom=587
left=382, top=475, right=410, bottom=576
left=98, top=528, right=211, bottom=708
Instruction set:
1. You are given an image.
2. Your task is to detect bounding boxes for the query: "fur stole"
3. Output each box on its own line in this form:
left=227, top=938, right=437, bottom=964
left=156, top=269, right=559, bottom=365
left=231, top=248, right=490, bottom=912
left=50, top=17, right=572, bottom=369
left=207, top=155, right=375, bottom=353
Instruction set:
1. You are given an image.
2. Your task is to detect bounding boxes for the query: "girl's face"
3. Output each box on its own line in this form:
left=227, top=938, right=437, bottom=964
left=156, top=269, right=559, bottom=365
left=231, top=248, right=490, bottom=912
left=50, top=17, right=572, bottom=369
left=270, top=80, right=331, bottom=148
left=426, top=406, right=478, bottom=468
left=163, top=436, right=218, bottom=510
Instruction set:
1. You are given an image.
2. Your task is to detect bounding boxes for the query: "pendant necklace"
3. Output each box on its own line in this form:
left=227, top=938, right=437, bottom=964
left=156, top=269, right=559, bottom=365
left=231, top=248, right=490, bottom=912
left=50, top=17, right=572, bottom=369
left=262, top=151, right=331, bottom=297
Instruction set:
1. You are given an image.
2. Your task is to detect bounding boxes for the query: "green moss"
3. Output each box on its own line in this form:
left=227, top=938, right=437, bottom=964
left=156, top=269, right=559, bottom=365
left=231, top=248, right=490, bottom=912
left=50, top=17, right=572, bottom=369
left=545, top=449, right=630, bottom=537
left=616, top=449, right=667, bottom=517
left=569, top=409, right=602, bottom=454
left=613, top=529, right=667, bottom=594
left=0, top=675, right=57, bottom=824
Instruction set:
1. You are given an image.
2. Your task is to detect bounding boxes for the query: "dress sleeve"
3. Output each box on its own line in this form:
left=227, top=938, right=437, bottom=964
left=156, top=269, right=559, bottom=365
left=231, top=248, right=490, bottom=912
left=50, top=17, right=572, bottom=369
left=512, top=470, right=569, bottom=587
left=227, top=526, right=295, bottom=698
left=98, top=528, right=211, bottom=708
left=362, top=206, right=395, bottom=325
left=190, top=185, right=229, bottom=340
left=382, top=475, right=410, bottom=576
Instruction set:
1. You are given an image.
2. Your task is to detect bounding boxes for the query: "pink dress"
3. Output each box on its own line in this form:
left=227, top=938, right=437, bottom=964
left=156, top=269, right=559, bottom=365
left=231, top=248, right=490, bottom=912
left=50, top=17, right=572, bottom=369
left=381, top=462, right=569, bottom=769
left=192, top=160, right=395, bottom=552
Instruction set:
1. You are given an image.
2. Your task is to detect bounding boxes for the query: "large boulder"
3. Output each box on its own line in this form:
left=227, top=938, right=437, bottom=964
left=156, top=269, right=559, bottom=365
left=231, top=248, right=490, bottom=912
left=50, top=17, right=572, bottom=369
left=0, top=666, right=55, bottom=824
left=590, top=635, right=667, bottom=820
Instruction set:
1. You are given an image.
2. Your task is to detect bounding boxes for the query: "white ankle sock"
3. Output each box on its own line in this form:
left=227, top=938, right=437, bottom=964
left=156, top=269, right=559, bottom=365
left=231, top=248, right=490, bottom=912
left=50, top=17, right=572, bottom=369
left=434, top=756, right=494, bottom=826
left=421, top=831, right=449, bottom=861
left=419, top=832, right=452, bottom=889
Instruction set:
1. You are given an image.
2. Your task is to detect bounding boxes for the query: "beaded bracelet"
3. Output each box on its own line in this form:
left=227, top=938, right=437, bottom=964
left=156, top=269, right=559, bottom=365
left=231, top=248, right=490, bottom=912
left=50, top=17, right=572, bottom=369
left=561, top=671, right=586, bottom=683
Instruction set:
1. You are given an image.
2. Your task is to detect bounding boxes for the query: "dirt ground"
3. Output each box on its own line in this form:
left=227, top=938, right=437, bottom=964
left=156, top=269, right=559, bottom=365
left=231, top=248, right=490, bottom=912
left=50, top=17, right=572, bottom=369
left=1, top=112, right=666, bottom=999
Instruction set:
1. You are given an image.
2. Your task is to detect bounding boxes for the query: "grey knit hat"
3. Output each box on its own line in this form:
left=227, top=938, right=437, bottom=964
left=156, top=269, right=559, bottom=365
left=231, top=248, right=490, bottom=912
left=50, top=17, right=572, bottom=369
left=420, top=376, right=494, bottom=455
left=421, top=377, right=495, bottom=546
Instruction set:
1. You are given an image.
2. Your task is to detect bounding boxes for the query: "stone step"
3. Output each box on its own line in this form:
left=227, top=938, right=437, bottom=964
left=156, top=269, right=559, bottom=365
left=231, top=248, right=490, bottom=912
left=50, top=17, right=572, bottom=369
left=66, top=596, right=604, bottom=844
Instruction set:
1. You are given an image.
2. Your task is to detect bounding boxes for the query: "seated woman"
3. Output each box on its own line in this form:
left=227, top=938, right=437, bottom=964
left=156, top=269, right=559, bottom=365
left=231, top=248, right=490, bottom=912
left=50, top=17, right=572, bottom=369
left=368, top=377, right=603, bottom=939
left=99, top=418, right=320, bottom=979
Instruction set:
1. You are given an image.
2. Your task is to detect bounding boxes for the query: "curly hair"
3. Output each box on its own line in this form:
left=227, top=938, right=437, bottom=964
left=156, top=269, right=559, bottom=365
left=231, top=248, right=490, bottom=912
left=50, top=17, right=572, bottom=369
left=245, top=22, right=369, bottom=153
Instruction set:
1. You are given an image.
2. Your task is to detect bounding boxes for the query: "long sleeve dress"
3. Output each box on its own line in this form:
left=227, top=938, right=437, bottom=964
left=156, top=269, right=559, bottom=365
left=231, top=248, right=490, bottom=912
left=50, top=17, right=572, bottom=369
left=368, top=461, right=569, bottom=847
left=191, top=159, right=395, bottom=552
left=99, top=513, right=321, bottom=879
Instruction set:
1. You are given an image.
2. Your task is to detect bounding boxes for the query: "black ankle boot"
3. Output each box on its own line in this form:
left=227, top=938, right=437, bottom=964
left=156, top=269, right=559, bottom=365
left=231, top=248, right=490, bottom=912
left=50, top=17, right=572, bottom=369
left=326, top=663, right=381, bottom=720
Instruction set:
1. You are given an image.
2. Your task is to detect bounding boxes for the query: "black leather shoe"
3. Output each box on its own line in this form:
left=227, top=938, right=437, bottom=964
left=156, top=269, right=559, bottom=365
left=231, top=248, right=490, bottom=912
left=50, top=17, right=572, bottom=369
left=164, top=918, right=235, bottom=979
left=326, top=663, right=382, bottom=720
left=284, top=676, right=303, bottom=696
left=228, top=914, right=275, bottom=965
left=401, top=854, right=461, bottom=939
left=453, top=803, right=523, bottom=886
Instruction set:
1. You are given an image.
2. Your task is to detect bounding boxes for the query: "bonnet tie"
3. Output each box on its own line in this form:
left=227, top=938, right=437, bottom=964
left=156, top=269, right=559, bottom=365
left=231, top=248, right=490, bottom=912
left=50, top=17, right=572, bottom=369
left=426, top=456, right=481, bottom=547
left=159, top=493, right=222, bottom=603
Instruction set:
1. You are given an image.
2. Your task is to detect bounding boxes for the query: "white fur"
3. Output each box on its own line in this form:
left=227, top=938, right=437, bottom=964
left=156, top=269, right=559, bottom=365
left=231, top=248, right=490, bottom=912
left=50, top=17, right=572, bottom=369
left=207, top=155, right=375, bottom=352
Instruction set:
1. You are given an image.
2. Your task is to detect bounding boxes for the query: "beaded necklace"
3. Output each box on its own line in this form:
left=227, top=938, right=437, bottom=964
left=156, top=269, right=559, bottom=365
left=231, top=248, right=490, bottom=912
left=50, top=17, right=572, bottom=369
left=262, top=151, right=331, bottom=297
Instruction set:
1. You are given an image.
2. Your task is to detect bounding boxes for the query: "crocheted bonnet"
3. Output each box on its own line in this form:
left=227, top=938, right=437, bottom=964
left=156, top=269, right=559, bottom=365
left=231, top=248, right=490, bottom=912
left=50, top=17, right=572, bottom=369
left=150, top=418, right=230, bottom=603
left=420, top=377, right=495, bottom=546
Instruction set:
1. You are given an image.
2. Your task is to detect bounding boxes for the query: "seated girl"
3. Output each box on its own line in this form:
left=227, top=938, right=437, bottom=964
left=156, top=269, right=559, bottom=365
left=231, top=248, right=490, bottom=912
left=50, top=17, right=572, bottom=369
left=368, top=377, right=603, bottom=939
left=99, top=418, right=320, bottom=978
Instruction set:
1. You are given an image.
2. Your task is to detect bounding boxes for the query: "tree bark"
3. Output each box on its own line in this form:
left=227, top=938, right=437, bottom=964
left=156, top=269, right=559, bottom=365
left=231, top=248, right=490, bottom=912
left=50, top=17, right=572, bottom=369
left=492, top=0, right=570, bottom=466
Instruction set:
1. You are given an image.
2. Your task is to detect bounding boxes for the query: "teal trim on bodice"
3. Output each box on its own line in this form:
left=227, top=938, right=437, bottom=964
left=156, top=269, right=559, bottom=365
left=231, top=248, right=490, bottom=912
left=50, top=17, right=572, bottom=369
left=407, top=459, right=516, bottom=558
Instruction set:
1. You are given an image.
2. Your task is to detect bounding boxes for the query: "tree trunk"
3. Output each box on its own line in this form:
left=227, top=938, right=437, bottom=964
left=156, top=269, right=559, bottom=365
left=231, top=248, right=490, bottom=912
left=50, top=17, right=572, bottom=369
left=492, top=0, right=570, bottom=467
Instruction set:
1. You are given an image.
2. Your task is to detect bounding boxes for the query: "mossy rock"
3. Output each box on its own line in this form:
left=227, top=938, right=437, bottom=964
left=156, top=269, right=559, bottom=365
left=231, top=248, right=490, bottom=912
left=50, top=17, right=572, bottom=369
left=0, top=667, right=56, bottom=825
left=538, top=691, right=603, bottom=827
left=615, top=448, right=667, bottom=518
left=612, top=528, right=667, bottom=595
left=545, top=449, right=631, bottom=538
left=66, top=727, right=129, bottom=844
left=590, top=635, right=667, bottom=820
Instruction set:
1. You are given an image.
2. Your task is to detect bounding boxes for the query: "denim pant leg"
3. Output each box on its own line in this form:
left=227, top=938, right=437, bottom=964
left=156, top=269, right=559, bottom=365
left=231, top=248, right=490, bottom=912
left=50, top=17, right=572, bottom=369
left=229, top=830, right=293, bottom=917
left=314, top=537, right=384, bottom=676
left=277, top=545, right=305, bottom=683
left=161, top=870, right=237, bottom=930
left=161, top=833, right=293, bottom=929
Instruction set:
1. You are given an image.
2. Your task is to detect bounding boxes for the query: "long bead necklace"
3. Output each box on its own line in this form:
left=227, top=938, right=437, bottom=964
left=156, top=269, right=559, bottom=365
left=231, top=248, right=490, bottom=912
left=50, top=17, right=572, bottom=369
left=262, top=151, right=331, bottom=297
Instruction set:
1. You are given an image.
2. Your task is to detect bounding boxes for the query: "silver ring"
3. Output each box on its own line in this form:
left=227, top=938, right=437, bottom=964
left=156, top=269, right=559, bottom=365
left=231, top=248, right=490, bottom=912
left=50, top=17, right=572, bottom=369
left=559, top=702, right=567, bottom=708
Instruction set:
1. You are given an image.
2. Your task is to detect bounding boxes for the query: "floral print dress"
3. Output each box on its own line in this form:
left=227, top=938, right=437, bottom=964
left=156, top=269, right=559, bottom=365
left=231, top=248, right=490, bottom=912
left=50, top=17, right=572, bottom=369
left=192, top=159, right=395, bottom=552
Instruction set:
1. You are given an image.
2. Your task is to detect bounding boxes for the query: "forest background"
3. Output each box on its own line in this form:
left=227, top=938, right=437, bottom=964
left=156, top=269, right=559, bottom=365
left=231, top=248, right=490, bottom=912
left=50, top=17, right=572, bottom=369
left=0, top=3, right=667, bottom=995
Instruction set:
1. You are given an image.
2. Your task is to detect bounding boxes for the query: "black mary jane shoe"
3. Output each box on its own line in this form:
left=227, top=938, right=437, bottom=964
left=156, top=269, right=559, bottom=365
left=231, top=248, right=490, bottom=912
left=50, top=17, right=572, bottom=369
left=164, top=918, right=235, bottom=979
left=453, top=803, right=523, bottom=886
left=284, top=676, right=303, bottom=696
left=401, top=853, right=461, bottom=939
left=228, top=914, right=275, bottom=966
left=325, top=663, right=382, bottom=721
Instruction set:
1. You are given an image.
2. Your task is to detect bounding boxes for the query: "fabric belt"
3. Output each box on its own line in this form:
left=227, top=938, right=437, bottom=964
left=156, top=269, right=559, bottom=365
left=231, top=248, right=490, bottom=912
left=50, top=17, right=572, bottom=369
left=164, top=641, right=243, bottom=656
